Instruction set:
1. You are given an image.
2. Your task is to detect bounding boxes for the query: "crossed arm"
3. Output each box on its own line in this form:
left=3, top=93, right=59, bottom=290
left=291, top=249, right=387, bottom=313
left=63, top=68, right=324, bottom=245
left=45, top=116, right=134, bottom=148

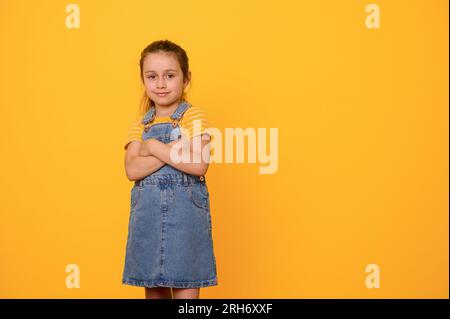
left=124, top=134, right=211, bottom=181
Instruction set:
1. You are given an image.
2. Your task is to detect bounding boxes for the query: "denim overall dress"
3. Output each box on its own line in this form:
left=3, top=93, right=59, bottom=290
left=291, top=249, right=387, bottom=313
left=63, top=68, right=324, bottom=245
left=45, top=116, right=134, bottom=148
left=122, top=101, right=218, bottom=289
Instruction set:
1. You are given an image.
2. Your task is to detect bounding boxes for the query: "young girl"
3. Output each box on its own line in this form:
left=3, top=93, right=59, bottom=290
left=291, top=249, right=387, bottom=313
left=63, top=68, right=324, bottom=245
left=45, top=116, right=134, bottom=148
left=122, top=40, right=218, bottom=299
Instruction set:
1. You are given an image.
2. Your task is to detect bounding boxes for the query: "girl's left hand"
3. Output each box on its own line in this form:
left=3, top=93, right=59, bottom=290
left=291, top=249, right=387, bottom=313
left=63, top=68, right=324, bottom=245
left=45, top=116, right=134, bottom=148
left=138, top=138, right=156, bottom=156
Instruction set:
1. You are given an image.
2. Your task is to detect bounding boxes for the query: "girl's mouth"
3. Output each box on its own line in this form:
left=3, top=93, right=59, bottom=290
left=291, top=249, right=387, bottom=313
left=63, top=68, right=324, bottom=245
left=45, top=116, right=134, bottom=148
left=156, top=92, right=169, bottom=97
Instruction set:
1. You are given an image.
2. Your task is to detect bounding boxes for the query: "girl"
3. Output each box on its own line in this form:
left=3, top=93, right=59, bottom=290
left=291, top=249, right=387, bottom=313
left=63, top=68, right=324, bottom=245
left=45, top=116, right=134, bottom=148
left=122, top=40, right=218, bottom=299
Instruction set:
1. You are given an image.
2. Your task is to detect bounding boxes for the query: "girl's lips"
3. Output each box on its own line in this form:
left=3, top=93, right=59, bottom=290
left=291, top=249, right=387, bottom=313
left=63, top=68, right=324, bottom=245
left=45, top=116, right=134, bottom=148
left=156, top=92, right=169, bottom=97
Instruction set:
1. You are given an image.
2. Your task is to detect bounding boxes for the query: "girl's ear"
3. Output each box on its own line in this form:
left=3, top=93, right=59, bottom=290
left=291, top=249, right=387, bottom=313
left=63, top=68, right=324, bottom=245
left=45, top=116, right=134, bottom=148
left=184, top=71, right=192, bottom=87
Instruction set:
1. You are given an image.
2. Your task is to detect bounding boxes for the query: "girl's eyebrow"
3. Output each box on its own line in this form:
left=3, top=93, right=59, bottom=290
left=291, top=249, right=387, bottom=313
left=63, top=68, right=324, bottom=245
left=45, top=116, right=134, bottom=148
left=144, top=69, right=177, bottom=73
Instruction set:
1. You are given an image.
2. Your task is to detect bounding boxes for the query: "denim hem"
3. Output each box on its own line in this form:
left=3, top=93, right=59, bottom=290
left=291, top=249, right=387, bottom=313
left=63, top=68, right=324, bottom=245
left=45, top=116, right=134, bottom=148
left=122, top=276, right=218, bottom=288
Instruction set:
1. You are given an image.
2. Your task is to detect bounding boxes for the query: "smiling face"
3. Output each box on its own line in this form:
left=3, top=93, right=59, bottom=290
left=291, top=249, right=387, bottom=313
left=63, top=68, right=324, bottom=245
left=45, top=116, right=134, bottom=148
left=142, top=51, right=190, bottom=112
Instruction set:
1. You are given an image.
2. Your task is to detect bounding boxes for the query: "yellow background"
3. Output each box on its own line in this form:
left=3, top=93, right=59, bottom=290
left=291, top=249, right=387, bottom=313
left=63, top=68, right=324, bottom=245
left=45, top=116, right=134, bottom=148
left=0, top=0, right=448, bottom=298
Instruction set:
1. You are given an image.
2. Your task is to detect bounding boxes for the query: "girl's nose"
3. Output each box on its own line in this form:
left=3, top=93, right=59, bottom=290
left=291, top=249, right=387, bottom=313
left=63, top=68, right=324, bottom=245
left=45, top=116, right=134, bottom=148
left=156, top=79, right=166, bottom=88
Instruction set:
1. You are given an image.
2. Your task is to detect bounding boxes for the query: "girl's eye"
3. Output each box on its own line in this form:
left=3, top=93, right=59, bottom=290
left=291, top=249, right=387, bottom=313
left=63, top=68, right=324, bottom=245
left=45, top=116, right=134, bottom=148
left=146, top=74, right=174, bottom=79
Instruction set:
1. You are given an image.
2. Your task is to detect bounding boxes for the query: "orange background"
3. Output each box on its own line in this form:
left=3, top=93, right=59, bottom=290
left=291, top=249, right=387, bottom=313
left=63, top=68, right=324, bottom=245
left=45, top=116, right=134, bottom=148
left=0, top=0, right=448, bottom=298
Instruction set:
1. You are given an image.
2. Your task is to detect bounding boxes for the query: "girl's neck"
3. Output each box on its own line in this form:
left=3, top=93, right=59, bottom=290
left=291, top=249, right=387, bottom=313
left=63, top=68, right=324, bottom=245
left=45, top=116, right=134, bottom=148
left=154, top=101, right=181, bottom=117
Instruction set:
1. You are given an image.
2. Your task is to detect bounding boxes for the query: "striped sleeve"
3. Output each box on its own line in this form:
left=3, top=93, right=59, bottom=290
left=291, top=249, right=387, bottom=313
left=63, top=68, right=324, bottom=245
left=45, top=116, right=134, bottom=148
left=124, top=117, right=144, bottom=150
left=180, top=105, right=211, bottom=140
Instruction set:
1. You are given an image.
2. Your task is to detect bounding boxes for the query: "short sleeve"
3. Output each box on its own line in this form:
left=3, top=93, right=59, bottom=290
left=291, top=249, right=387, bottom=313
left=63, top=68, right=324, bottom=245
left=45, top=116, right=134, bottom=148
left=179, top=105, right=211, bottom=141
left=124, top=117, right=144, bottom=150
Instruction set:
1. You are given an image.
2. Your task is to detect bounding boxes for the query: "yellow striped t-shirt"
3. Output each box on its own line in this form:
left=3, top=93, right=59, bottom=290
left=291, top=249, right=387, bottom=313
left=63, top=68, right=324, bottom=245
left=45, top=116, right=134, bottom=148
left=124, top=105, right=211, bottom=150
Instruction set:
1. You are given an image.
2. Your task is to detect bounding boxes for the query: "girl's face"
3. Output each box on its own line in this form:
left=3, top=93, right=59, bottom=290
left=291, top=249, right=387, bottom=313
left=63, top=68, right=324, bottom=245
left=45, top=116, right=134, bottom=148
left=142, top=51, right=189, bottom=108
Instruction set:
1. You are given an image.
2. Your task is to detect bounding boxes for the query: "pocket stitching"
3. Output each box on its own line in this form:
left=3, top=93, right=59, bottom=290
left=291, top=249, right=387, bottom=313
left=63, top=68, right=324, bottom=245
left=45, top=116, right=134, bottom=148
left=189, top=183, right=209, bottom=211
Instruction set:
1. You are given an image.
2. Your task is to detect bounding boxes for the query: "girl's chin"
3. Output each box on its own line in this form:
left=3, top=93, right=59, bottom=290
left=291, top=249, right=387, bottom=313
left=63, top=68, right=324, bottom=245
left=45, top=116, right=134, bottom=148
left=152, top=97, right=178, bottom=106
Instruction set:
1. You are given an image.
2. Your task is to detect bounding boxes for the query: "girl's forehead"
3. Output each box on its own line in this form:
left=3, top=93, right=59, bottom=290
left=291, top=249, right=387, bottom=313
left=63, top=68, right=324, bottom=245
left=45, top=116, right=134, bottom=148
left=143, top=52, right=180, bottom=71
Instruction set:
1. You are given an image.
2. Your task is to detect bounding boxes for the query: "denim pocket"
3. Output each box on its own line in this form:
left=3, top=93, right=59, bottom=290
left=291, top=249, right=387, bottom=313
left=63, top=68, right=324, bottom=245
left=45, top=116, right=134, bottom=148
left=130, top=185, right=141, bottom=211
left=189, top=182, right=210, bottom=211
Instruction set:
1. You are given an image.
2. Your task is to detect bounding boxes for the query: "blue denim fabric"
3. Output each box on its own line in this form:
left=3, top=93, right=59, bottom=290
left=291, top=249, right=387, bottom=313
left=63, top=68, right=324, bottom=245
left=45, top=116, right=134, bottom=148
left=122, top=101, right=218, bottom=288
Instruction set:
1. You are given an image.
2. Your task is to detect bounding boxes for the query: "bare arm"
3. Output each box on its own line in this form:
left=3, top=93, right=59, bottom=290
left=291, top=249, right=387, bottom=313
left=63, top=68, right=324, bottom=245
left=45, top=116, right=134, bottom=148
left=124, top=140, right=179, bottom=181
left=138, top=134, right=211, bottom=176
